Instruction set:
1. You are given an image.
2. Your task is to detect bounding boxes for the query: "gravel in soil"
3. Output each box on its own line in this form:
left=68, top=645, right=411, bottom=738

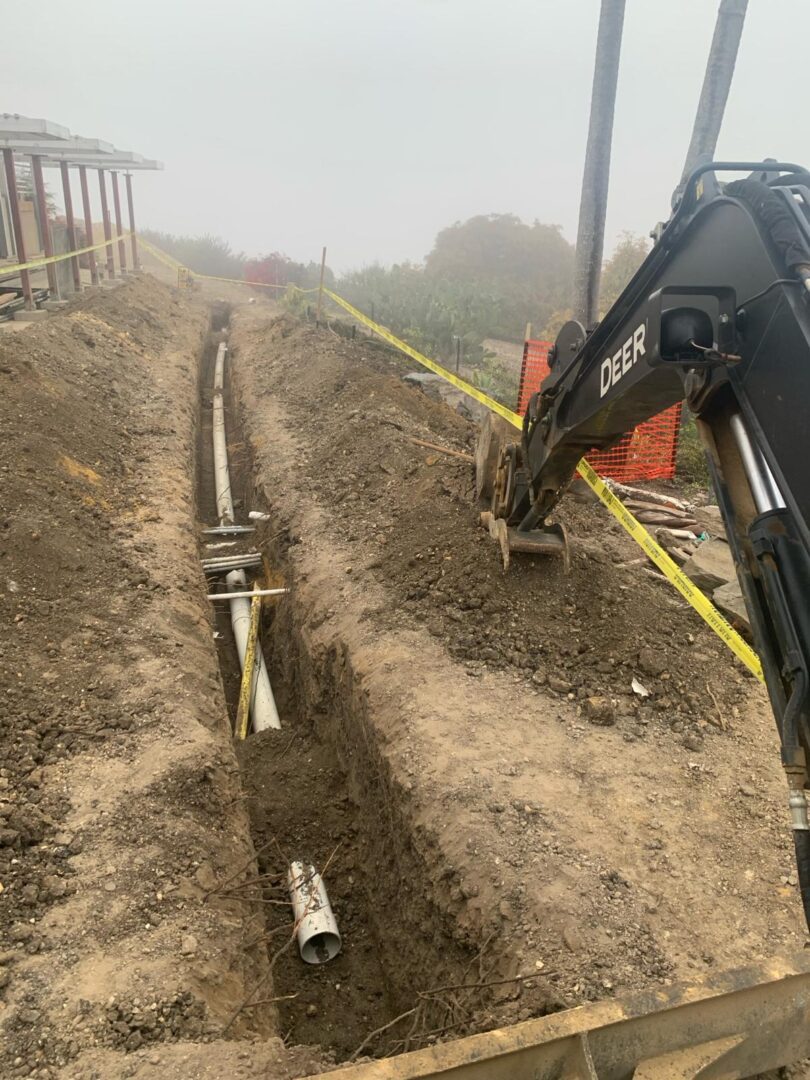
left=228, top=308, right=808, bottom=1054
left=0, top=281, right=328, bottom=1079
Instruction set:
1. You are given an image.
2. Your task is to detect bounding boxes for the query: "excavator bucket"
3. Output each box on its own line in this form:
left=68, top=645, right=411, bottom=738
left=480, top=512, right=570, bottom=573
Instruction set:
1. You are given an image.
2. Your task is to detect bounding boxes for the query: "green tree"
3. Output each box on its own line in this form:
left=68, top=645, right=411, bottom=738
left=598, top=231, right=649, bottom=312
left=139, top=230, right=246, bottom=279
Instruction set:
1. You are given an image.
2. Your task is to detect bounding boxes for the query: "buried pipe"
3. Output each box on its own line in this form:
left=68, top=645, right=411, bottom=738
left=226, top=570, right=281, bottom=731
left=287, top=861, right=341, bottom=964
left=210, top=339, right=281, bottom=733
left=213, top=342, right=234, bottom=525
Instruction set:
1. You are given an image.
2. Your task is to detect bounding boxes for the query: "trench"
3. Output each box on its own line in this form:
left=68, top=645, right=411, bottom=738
left=195, top=305, right=522, bottom=1062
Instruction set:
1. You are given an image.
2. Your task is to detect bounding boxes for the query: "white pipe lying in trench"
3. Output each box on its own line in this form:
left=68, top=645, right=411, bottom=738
left=226, top=570, right=281, bottom=731
left=287, top=861, right=341, bottom=964
left=213, top=343, right=234, bottom=526
left=210, top=341, right=281, bottom=733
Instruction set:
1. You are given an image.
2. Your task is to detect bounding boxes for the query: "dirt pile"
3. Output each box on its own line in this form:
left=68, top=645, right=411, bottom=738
left=0, top=280, right=325, bottom=1079
left=228, top=307, right=806, bottom=1059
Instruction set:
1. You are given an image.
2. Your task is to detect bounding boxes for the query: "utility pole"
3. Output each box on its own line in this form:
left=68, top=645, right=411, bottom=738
left=679, top=0, right=749, bottom=188
left=573, top=0, right=626, bottom=330
left=316, top=245, right=327, bottom=324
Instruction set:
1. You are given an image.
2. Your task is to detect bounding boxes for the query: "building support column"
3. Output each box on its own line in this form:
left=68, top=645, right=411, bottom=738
left=3, top=148, right=34, bottom=308
left=30, top=154, right=59, bottom=298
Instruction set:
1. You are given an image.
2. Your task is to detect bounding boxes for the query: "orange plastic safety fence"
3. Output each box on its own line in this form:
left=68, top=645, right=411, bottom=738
left=517, top=339, right=682, bottom=483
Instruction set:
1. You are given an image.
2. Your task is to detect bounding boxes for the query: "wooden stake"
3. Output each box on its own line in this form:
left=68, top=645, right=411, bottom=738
left=235, top=588, right=262, bottom=740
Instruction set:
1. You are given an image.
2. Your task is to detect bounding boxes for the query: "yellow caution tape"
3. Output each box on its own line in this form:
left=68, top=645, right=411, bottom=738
left=131, top=241, right=764, bottom=681
left=325, top=289, right=522, bottom=428
left=0, top=232, right=133, bottom=276
left=138, top=238, right=184, bottom=271
left=323, top=289, right=764, bottom=682
left=575, top=459, right=763, bottom=680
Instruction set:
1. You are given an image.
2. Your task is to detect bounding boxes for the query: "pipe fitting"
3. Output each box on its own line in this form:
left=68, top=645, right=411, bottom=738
left=287, top=861, right=341, bottom=965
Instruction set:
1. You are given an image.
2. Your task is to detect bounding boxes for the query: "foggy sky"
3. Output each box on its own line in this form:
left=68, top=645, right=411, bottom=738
left=2, top=1, right=807, bottom=272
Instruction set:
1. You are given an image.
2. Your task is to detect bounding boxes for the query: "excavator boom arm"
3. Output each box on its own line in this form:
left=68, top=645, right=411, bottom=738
left=516, top=162, right=810, bottom=926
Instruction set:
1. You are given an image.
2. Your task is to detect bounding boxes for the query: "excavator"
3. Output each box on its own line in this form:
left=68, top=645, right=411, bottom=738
left=480, top=160, right=810, bottom=942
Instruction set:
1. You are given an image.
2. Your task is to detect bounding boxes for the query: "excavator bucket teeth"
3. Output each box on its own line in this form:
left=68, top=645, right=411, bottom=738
left=481, top=514, right=570, bottom=572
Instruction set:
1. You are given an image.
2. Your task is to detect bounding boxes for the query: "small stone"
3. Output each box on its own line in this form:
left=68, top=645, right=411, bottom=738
left=547, top=676, right=572, bottom=694
left=531, top=670, right=547, bottom=686
left=739, top=784, right=756, bottom=798
left=562, top=923, right=584, bottom=952
left=683, top=734, right=704, bottom=752
left=104, top=881, right=117, bottom=892
left=306, top=1004, right=318, bottom=1017
left=125, top=1030, right=143, bottom=1052
left=180, top=934, right=198, bottom=956
left=583, top=696, right=616, bottom=726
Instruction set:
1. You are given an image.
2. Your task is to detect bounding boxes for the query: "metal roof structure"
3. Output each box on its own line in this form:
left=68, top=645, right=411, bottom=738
left=1, top=115, right=163, bottom=309
left=0, top=114, right=71, bottom=141
left=0, top=115, right=162, bottom=169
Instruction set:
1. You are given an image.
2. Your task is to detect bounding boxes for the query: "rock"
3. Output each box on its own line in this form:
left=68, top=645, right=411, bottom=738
left=180, top=934, right=198, bottom=956
left=0, top=829, right=20, bottom=847
left=583, top=696, right=616, bottom=726
left=42, top=874, right=67, bottom=899
left=306, top=1004, right=318, bottom=1017
left=638, top=647, right=665, bottom=677
left=547, top=676, right=573, bottom=694
left=125, top=1030, right=143, bottom=1051
left=531, top=670, right=547, bottom=686
left=683, top=734, right=704, bottom=752
left=562, top=923, right=584, bottom=951
left=694, top=504, right=726, bottom=538
left=681, top=539, right=735, bottom=591
left=713, top=579, right=750, bottom=631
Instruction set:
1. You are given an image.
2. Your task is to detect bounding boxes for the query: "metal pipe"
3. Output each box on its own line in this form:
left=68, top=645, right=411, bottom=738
left=59, top=162, right=82, bottom=293
left=125, top=172, right=139, bottom=270
left=97, top=169, right=115, bottom=278
left=110, top=171, right=127, bottom=273
left=209, top=340, right=281, bottom=733
left=729, top=413, right=785, bottom=513
left=30, top=155, right=59, bottom=297
left=226, top=570, right=281, bottom=731
left=4, top=148, right=34, bottom=308
left=287, top=861, right=341, bottom=964
left=573, top=0, right=626, bottom=327
left=78, top=165, right=99, bottom=286
left=679, top=0, right=749, bottom=189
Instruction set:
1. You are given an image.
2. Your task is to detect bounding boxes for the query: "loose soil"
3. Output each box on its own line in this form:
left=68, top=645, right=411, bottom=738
left=0, top=280, right=326, bottom=1079
left=228, top=307, right=809, bottom=1063
left=3, top=274, right=809, bottom=1080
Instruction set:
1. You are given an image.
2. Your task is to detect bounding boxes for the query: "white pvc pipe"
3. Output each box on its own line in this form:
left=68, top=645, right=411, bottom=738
left=213, top=343, right=233, bottom=525
left=226, top=574, right=281, bottom=732
left=287, top=861, right=341, bottom=964
left=209, top=341, right=281, bottom=734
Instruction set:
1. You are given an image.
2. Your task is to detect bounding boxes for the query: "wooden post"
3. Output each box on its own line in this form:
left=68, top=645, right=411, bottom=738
left=316, top=245, right=327, bottom=324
